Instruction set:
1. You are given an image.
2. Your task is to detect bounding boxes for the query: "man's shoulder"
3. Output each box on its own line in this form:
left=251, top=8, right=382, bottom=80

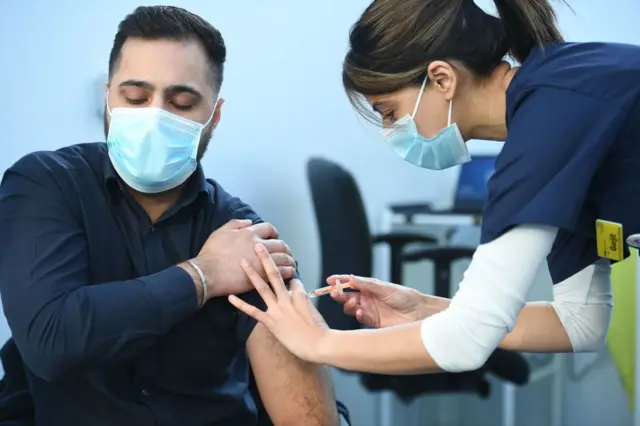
left=203, top=178, right=263, bottom=224
left=6, top=142, right=106, bottom=183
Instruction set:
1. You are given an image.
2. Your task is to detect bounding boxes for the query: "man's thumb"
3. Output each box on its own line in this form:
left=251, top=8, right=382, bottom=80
left=221, top=219, right=253, bottom=230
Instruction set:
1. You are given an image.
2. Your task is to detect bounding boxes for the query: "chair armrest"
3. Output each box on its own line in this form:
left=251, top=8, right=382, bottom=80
left=400, top=246, right=476, bottom=298
left=372, top=233, right=437, bottom=247
left=484, top=349, right=530, bottom=386
left=389, top=203, right=435, bottom=223
left=372, top=233, right=437, bottom=286
left=401, top=246, right=476, bottom=264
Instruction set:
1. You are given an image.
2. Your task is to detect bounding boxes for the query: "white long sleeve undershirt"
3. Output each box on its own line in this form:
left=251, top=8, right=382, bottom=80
left=420, top=225, right=613, bottom=372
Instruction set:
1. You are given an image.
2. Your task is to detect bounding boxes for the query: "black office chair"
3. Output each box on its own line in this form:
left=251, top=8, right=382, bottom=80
left=306, top=157, right=437, bottom=331
left=306, top=157, right=529, bottom=402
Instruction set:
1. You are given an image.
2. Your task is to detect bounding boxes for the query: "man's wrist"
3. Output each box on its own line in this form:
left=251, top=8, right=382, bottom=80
left=177, top=262, right=204, bottom=306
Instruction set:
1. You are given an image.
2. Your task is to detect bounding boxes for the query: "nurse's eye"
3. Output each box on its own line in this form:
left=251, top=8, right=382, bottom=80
left=126, top=98, right=147, bottom=106
left=381, top=111, right=396, bottom=124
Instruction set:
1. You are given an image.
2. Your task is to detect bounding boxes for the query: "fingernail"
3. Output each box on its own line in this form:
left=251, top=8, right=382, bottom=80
left=255, top=243, right=265, bottom=252
left=240, top=259, right=249, bottom=267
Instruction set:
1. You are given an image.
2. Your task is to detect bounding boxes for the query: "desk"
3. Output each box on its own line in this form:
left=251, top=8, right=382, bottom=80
left=375, top=208, right=564, bottom=426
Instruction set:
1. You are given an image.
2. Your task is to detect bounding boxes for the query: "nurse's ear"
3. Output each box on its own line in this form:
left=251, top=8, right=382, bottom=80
left=427, top=61, right=457, bottom=101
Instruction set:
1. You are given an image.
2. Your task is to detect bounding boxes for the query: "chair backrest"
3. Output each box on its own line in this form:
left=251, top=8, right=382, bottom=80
left=306, top=158, right=371, bottom=331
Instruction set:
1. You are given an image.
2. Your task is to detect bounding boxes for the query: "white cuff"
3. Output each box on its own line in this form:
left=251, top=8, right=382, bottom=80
left=551, top=259, right=613, bottom=352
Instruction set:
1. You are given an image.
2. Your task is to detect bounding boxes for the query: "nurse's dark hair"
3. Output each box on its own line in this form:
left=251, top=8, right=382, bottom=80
left=108, top=6, right=226, bottom=90
left=343, top=0, right=566, bottom=121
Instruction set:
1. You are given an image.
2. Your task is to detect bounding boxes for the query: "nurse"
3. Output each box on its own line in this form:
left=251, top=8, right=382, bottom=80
left=228, top=0, right=640, bottom=374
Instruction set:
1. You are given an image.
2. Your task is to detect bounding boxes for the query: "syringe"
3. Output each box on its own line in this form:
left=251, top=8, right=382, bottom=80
left=307, top=280, right=352, bottom=299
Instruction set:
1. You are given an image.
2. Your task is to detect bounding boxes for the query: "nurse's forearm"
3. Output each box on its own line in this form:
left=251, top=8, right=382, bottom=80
left=421, top=297, right=573, bottom=352
left=317, top=322, right=442, bottom=375
left=500, top=302, right=573, bottom=352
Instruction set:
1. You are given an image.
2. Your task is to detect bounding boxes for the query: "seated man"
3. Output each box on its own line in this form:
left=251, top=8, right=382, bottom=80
left=0, top=6, right=344, bottom=426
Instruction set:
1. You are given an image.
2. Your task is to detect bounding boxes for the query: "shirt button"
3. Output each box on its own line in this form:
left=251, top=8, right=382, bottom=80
left=141, top=389, right=149, bottom=396
left=150, top=226, right=155, bottom=233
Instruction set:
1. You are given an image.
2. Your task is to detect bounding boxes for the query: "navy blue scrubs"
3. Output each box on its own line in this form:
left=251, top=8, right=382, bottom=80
left=480, top=42, right=640, bottom=283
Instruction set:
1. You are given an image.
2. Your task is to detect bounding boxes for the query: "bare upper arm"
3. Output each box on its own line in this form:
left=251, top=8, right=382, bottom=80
left=247, top=323, right=339, bottom=426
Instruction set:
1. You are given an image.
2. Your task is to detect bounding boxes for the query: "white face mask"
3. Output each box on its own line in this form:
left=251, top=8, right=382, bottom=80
left=106, top=98, right=215, bottom=194
left=382, top=75, right=471, bottom=170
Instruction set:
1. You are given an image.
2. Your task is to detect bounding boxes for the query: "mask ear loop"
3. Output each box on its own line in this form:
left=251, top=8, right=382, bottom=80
left=447, top=99, right=453, bottom=126
left=203, top=98, right=219, bottom=128
left=105, top=89, right=112, bottom=116
left=410, top=75, right=429, bottom=119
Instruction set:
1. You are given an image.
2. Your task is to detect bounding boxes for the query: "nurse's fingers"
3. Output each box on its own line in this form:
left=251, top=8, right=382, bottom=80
left=240, top=258, right=277, bottom=307
left=254, top=243, right=288, bottom=299
left=289, top=278, right=306, bottom=293
left=228, top=295, right=273, bottom=328
left=331, top=290, right=360, bottom=306
left=343, top=297, right=360, bottom=316
left=326, top=274, right=355, bottom=286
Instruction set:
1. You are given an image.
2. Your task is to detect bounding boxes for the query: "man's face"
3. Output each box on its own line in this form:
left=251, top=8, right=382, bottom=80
left=104, top=37, right=223, bottom=160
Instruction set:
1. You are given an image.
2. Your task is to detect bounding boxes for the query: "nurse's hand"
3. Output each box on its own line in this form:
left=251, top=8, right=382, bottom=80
left=326, top=275, right=429, bottom=328
left=228, top=243, right=329, bottom=363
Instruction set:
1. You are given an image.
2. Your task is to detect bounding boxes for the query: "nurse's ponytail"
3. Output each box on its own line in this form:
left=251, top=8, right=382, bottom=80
left=493, top=0, right=565, bottom=63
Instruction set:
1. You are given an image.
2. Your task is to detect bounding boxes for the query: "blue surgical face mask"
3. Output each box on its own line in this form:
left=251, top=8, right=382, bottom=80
left=106, top=98, right=215, bottom=194
left=382, top=76, right=471, bottom=170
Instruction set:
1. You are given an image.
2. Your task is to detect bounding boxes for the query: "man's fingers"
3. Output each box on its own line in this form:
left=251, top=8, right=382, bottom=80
left=269, top=252, right=296, bottom=269
left=228, top=295, right=272, bottom=327
left=278, top=266, right=296, bottom=280
left=240, top=258, right=277, bottom=306
left=249, top=222, right=279, bottom=239
left=220, top=219, right=253, bottom=230
left=261, top=239, right=293, bottom=256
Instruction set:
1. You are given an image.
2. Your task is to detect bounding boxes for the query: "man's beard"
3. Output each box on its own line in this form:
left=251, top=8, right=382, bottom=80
left=103, top=111, right=213, bottom=161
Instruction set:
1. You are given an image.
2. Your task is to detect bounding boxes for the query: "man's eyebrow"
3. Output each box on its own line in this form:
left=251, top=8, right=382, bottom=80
left=165, top=85, right=202, bottom=98
left=118, top=80, right=154, bottom=90
left=117, top=81, right=202, bottom=99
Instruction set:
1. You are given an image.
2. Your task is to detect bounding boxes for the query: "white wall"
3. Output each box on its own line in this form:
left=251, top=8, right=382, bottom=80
left=1, top=1, right=639, bottom=426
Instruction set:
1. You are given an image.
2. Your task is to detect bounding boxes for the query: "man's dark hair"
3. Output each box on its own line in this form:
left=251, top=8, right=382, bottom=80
left=108, top=6, right=226, bottom=89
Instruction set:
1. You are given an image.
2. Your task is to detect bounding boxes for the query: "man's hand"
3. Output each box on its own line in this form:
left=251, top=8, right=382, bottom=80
left=183, top=219, right=297, bottom=301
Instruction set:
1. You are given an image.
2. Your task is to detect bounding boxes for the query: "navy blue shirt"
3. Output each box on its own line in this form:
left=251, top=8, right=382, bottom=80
left=0, top=142, right=281, bottom=426
left=481, top=42, right=640, bottom=283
